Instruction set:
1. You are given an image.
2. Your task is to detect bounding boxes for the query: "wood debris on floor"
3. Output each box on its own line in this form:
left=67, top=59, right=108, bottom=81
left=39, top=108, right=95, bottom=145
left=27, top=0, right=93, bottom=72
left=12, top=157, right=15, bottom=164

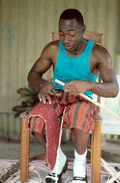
left=0, top=159, right=120, bottom=183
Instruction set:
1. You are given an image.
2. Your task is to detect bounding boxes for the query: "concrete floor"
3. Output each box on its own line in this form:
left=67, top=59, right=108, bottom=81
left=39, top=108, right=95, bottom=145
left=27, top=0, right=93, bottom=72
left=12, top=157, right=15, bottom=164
left=0, top=136, right=120, bottom=163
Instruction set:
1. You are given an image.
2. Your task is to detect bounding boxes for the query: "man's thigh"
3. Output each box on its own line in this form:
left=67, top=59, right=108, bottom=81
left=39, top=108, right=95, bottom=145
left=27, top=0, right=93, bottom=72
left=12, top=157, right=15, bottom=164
left=64, top=100, right=98, bottom=134
left=27, top=101, right=62, bottom=135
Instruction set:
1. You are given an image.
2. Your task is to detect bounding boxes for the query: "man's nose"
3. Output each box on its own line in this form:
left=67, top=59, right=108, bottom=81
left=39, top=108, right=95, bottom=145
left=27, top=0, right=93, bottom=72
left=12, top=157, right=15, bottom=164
left=64, top=34, right=69, bottom=44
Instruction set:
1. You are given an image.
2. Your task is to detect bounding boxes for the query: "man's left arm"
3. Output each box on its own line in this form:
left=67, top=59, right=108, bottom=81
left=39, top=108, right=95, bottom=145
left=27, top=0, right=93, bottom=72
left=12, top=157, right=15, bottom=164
left=63, top=47, right=119, bottom=98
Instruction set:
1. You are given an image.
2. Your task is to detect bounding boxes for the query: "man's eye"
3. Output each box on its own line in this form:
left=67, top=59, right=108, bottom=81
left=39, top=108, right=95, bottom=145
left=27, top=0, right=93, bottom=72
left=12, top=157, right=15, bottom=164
left=59, top=34, right=64, bottom=37
left=68, top=31, right=76, bottom=37
left=69, top=33, right=76, bottom=37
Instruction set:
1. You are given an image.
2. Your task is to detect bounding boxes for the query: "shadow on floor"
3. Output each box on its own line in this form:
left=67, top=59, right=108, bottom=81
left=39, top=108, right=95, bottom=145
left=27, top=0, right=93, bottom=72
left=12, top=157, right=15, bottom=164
left=0, top=137, right=120, bottom=164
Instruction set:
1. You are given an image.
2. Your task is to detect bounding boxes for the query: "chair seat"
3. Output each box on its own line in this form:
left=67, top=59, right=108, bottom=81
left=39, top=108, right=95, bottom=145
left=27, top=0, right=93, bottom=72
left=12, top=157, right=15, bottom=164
left=20, top=111, right=29, bottom=119
left=94, top=113, right=102, bottom=123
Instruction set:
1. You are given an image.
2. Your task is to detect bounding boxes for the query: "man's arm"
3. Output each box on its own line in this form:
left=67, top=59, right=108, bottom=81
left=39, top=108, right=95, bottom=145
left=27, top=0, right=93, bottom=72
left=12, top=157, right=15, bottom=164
left=27, top=42, right=60, bottom=104
left=27, top=45, right=52, bottom=91
left=89, top=45, right=119, bottom=98
left=63, top=46, right=119, bottom=98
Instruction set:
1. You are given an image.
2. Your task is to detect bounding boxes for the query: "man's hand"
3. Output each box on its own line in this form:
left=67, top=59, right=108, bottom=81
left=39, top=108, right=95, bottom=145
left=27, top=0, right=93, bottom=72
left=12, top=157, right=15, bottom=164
left=63, top=80, right=92, bottom=96
left=38, top=82, right=60, bottom=104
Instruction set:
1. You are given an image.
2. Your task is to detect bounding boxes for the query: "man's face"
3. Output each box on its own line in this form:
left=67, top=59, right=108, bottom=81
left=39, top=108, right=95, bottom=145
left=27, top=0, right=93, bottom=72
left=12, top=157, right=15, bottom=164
left=59, top=19, right=84, bottom=52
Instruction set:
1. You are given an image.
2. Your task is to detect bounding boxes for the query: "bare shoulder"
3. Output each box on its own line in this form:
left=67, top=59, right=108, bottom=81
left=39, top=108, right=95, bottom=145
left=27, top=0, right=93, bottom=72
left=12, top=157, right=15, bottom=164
left=41, top=40, right=59, bottom=58
left=29, top=40, right=59, bottom=75
left=92, top=43, right=112, bottom=67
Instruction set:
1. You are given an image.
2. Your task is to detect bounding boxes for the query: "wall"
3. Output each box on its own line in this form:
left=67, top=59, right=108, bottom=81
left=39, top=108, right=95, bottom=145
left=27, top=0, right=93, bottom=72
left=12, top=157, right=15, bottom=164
left=0, top=0, right=119, bottom=135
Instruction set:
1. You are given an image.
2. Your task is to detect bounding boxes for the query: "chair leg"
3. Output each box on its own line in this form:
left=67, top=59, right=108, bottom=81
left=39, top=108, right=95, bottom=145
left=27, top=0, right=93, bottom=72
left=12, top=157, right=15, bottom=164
left=20, top=117, right=30, bottom=182
left=91, top=122, right=101, bottom=183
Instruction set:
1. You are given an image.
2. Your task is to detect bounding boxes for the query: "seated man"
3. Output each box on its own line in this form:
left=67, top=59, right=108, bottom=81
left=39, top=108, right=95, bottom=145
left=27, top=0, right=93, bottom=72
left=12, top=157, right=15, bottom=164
left=27, top=9, right=119, bottom=183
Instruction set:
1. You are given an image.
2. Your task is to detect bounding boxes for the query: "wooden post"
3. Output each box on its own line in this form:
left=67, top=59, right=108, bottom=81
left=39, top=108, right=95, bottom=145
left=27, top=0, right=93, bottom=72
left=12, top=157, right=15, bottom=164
left=91, top=114, right=102, bottom=183
left=91, top=33, right=104, bottom=183
left=20, top=112, right=29, bottom=182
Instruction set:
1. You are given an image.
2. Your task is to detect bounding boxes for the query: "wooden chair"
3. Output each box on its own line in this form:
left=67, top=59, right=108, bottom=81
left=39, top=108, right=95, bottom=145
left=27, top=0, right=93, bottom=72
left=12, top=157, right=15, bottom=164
left=20, top=31, right=104, bottom=183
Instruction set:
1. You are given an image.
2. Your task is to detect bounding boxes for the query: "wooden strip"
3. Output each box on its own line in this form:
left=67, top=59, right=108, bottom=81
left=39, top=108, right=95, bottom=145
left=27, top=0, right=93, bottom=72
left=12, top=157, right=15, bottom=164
left=55, top=79, right=120, bottom=120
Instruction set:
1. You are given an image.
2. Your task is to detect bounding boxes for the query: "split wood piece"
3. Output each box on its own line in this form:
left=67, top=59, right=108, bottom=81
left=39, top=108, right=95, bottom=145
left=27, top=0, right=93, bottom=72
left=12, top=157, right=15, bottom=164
left=88, top=148, right=120, bottom=183
left=5, top=166, right=35, bottom=183
left=101, top=158, right=120, bottom=183
left=7, top=175, right=20, bottom=183
left=0, top=155, right=45, bottom=183
left=107, top=172, right=120, bottom=183
left=55, top=79, right=120, bottom=120
left=0, top=162, right=20, bottom=183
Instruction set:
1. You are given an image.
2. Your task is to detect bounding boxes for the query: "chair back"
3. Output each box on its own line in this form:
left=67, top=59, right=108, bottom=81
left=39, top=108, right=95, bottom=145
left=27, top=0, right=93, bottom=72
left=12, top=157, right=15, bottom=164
left=47, top=31, right=104, bottom=112
left=50, top=31, right=104, bottom=46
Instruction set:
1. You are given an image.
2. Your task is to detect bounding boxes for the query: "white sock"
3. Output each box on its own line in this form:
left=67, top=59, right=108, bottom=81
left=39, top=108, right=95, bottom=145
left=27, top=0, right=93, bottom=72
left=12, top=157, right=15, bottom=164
left=73, top=149, right=87, bottom=182
left=52, top=147, right=67, bottom=174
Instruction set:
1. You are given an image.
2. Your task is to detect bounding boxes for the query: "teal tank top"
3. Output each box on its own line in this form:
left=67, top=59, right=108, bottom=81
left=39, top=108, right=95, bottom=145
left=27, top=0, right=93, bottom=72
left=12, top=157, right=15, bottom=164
left=53, top=40, right=98, bottom=98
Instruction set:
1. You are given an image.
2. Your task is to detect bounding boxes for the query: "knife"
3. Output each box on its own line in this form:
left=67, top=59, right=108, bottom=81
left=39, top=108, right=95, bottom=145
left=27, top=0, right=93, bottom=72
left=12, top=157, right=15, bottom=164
left=50, top=83, right=59, bottom=92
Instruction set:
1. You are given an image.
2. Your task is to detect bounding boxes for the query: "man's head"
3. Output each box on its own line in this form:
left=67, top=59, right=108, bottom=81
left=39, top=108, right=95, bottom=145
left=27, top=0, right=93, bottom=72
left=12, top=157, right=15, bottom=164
left=59, top=9, right=86, bottom=52
left=59, top=9, right=84, bottom=27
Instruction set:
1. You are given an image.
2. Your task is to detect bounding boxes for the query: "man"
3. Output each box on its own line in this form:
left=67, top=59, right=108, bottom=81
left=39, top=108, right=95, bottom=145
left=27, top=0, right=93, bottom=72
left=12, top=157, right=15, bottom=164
left=27, top=9, right=119, bottom=183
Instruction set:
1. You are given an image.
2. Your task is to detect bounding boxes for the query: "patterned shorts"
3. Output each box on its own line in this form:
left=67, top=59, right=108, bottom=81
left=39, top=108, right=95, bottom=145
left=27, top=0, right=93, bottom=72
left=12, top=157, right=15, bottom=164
left=28, top=91, right=98, bottom=135
left=27, top=91, right=98, bottom=170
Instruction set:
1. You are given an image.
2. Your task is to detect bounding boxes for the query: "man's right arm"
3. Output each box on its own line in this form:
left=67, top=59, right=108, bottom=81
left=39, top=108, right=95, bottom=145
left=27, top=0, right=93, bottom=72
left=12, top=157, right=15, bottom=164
left=27, top=41, right=60, bottom=104
left=27, top=44, right=53, bottom=91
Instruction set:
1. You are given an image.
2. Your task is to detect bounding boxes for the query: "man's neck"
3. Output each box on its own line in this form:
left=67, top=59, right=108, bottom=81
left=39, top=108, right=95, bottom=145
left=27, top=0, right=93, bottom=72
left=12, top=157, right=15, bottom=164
left=66, top=39, right=88, bottom=58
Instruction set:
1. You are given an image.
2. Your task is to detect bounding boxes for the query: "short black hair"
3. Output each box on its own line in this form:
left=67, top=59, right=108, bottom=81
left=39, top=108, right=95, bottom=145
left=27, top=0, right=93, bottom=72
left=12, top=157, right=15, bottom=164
left=59, top=9, right=84, bottom=26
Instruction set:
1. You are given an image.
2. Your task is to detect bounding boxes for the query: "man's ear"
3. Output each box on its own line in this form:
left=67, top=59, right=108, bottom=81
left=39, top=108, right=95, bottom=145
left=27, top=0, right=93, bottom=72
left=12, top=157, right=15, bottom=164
left=82, top=25, right=86, bottom=33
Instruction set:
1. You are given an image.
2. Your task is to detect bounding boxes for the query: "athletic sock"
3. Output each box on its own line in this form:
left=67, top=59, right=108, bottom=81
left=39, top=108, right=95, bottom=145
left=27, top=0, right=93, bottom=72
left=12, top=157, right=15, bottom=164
left=72, top=149, right=87, bottom=183
left=52, top=147, right=67, bottom=174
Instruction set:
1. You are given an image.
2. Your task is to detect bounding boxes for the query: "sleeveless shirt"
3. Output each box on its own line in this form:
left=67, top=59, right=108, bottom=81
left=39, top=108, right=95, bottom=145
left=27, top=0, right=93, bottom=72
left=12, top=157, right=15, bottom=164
left=53, top=40, right=98, bottom=98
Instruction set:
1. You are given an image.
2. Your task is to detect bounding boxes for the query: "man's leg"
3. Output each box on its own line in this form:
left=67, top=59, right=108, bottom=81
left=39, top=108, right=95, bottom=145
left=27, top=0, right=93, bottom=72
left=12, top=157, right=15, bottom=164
left=34, top=131, right=46, bottom=147
left=71, top=128, right=89, bottom=154
left=71, top=128, right=89, bottom=183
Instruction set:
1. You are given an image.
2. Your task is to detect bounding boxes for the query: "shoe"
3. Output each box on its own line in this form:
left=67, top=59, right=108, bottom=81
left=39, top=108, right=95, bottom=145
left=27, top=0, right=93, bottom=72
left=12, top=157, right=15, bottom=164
left=72, top=176, right=88, bottom=183
left=72, top=174, right=88, bottom=183
left=45, top=159, right=68, bottom=183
